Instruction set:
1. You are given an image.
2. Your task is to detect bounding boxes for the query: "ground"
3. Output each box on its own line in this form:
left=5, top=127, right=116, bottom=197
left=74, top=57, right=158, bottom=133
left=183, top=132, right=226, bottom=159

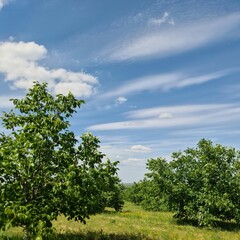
left=1, top=202, right=240, bottom=240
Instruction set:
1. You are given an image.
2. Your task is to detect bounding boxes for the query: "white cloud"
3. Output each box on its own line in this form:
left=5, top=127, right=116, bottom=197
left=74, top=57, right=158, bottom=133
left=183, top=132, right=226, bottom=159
left=100, top=145, right=112, bottom=150
left=149, top=12, right=175, bottom=26
left=0, top=0, right=11, bottom=10
left=127, top=157, right=145, bottom=162
left=87, top=104, right=240, bottom=131
left=126, top=104, right=229, bottom=119
left=120, top=157, right=147, bottom=166
left=54, top=81, right=96, bottom=97
left=95, top=96, right=128, bottom=111
left=0, top=41, right=98, bottom=97
left=109, top=13, right=240, bottom=61
left=101, top=70, right=230, bottom=99
left=158, top=113, right=173, bottom=119
left=115, top=96, right=127, bottom=104
left=124, top=157, right=146, bottom=165
left=127, top=145, right=152, bottom=153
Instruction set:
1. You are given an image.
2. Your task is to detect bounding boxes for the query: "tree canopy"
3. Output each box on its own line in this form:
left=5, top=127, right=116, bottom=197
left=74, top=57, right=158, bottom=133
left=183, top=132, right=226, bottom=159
left=125, top=139, right=240, bottom=226
left=0, top=82, right=122, bottom=239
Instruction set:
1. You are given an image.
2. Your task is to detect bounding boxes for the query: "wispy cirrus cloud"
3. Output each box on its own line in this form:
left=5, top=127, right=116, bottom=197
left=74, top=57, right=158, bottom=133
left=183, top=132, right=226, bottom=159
left=0, top=41, right=98, bottom=97
left=107, top=13, right=240, bottom=61
left=223, top=84, right=240, bottom=99
left=171, top=127, right=240, bottom=138
left=149, top=12, right=175, bottom=26
left=120, top=157, right=147, bottom=166
left=101, top=69, right=231, bottom=99
left=87, top=104, right=240, bottom=131
left=126, top=104, right=229, bottom=119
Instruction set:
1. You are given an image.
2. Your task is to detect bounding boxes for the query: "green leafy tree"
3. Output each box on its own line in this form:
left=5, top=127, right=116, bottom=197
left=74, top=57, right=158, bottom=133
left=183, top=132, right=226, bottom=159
left=170, top=139, right=240, bottom=225
left=124, top=169, right=170, bottom=212
left=105, top=180, right=124, bottom=212
left=144, top=157, right=173, bottom=211
left=0, top=82, right=121, bottom=239
left=123, top=180, right=147, bottom=206
left=141, top=139, right=240, bottom=226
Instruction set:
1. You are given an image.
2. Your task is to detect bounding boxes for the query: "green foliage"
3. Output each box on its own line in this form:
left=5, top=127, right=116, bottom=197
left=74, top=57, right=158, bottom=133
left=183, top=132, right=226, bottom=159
left=0, top=82, right=122, bottom=239
left=105, top=181, right=124, bottom=212
left=124, top=176, right=170, bottom=212
left=124, top=158, right=173, bottom=211
left=123, top=181, right=144, bottom=205
left=169, top=139, right=240, bottom=226
left=126, top=140, right=240, bottom=226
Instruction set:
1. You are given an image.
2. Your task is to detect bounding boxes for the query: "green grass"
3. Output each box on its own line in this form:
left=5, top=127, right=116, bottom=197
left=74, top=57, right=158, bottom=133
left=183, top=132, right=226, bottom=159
left=1, top=202, right=240, bottom=240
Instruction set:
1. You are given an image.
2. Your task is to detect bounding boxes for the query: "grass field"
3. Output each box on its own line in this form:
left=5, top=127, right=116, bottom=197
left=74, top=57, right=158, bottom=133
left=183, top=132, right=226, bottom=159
left=1, top=202, right=240, bottom=240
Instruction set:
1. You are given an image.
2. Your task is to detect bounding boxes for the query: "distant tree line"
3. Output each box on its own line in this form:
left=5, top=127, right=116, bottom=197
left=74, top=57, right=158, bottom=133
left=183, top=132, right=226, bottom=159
left=124, top=139, right=240, bottom=226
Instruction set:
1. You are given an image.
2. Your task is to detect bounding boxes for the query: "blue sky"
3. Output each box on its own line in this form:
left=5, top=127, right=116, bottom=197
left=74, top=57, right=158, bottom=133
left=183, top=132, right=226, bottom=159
left=0, top=0, right=239, bottom=182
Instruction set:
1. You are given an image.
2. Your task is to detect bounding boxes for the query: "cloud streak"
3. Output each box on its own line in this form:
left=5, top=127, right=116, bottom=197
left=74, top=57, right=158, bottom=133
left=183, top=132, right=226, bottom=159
left=223, top=84, right=240, bottom=99
left=149, top=12, right=175, bottom=26
left=120, top=158, right=147, bottom=166
left=126, top=145, right=152, bottom=153
left=0, top=41, right=98, bottom=97
left=101, top=69, right=231, bottom=99
left=108, top=13, right=240, bottom=61
left=87, top=104, right=240, bottom=131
